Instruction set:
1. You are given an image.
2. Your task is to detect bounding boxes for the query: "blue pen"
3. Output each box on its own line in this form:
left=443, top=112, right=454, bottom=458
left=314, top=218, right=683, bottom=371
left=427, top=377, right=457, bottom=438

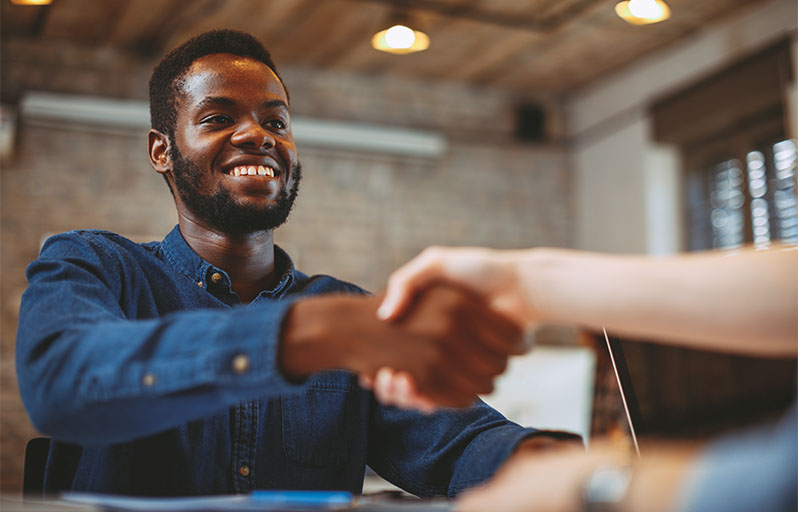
left=250, top=490, right=354, bottom=508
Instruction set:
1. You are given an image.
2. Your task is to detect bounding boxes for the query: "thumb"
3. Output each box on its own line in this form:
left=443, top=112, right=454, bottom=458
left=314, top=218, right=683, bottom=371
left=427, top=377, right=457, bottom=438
left=378, top=248, right=446, bottom=321
left=377, top=281, right=414, bottom=321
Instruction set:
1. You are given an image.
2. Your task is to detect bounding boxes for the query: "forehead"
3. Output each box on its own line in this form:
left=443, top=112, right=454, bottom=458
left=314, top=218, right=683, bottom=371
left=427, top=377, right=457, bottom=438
left=177, top=53, right=288, bottom=109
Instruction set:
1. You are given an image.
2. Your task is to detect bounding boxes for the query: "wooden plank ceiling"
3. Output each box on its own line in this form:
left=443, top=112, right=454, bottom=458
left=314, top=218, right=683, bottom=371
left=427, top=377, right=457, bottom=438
left=0, top=0, right=768, bottom=93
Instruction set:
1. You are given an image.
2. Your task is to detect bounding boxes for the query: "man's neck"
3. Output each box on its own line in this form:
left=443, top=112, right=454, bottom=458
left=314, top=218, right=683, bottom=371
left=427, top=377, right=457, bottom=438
left=178, top=217, right=278, bottom=304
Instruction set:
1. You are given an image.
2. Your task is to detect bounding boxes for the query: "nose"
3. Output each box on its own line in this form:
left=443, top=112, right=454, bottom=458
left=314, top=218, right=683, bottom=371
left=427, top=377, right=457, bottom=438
left=230, top=121, right=274, bottom=150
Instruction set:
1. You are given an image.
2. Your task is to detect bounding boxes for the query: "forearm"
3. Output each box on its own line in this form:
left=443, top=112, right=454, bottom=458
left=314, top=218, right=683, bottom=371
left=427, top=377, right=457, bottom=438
left=17, top=302, right=303, bottom=444
left=519, top=246, right=797, bottom=356
left=278, top=295, right=351, bottom=378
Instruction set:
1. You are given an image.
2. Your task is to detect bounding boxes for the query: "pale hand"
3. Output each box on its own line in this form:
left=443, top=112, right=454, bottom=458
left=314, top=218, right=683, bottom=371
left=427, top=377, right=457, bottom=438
left=378, top=246, right=536, bottom=326
left=455, top=446, right=626, bottom=512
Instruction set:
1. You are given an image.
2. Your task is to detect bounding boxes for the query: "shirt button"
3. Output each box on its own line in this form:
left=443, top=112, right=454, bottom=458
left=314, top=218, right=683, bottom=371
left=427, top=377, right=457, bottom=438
left=142, top=373, right=156, bottom=387
left=232, top=354, right=250, bottom=374
left=239, top=465, right=250, bottom=477
left=197, top=281, right=204, bottom=288
left=211, top=272, right=223, bottom=284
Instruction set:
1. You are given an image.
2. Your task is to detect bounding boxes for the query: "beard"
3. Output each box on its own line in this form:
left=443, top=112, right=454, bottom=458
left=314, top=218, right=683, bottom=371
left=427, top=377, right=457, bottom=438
left=170, top=146, right=302, bottom=235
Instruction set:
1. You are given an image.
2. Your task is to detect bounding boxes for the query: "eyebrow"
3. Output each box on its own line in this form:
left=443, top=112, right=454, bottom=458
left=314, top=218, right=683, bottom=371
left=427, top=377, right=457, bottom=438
left=195, top=96, right=235, bottom=109
left=195, top=97, right=289, bottom=112
left=262, top=99, right=289, bottom=111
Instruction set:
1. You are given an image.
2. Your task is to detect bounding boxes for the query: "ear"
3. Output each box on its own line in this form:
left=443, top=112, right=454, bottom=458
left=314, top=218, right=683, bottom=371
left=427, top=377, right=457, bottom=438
left=148, top=129, right=172, bottom=175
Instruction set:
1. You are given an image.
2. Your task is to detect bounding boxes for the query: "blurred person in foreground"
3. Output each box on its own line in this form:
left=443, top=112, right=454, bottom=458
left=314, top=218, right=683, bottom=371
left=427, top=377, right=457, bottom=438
left=15, top=29, right=577, bottom=497
left=373, top=245, right=797, bottom=511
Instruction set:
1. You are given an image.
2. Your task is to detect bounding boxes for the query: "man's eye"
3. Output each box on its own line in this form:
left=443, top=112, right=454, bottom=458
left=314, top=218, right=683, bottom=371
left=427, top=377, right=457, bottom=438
left=265, top=119, right=286, bottom=130
left=202, top=115, right=232, bottom=124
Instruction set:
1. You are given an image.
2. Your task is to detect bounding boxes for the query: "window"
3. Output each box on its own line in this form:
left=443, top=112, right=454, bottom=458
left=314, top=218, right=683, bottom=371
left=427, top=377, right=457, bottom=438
left=705, top=139, right=797, bottom=250
left=651, top=39, right=794, bottom=250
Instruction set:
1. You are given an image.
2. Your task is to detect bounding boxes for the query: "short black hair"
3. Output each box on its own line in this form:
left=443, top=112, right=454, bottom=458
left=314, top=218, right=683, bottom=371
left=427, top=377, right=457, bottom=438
left=148, top=29, right=286, bottom=139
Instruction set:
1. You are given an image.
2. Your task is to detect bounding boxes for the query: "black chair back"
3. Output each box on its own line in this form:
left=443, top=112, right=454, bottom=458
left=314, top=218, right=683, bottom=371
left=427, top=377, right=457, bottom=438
left=23, top=437, right=50, bottom=496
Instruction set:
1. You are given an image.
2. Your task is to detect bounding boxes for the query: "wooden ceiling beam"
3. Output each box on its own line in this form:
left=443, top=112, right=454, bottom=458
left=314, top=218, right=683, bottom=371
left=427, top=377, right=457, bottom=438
left=155, top=0, right=236, bottom=57
left=0, top=0, right=780, bottom=95
left=39, top=0, right=128, bottom=45
left=304, top=2, right=387, bottom=68
left=108, top=0, right=183, bottom=54
left=345, top=0, right=603, bottom=32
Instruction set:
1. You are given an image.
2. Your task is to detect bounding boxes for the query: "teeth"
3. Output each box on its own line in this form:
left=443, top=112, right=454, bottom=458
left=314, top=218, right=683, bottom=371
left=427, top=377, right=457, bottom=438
left=229, top=165, right=276, bottom=177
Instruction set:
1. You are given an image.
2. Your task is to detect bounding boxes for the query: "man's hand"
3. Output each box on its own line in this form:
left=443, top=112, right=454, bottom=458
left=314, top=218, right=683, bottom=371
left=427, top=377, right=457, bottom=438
left=279, top=285, right=525, bottom=408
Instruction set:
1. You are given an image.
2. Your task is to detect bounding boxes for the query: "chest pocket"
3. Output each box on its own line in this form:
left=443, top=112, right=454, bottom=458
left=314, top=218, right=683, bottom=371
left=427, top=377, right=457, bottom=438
left=281, top=386, right=355, bottom=467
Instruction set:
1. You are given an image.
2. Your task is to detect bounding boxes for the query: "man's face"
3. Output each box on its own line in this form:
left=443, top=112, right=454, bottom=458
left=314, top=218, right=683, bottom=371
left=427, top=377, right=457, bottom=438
left=169, top=53, right=301, bottom=234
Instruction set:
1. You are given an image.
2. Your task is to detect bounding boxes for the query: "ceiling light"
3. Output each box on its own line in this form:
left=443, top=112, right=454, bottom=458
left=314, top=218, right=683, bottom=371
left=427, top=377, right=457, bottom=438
left=615, top=0, right=670, bottom=25
left=10, top=0, right=53, bottom=5
left=372, top=23, right=429, bottom=54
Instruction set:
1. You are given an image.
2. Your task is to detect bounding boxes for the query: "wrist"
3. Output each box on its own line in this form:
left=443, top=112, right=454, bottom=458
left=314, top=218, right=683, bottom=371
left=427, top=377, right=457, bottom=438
left=278, top=297, right=344, bottom=379
left=581, top=464, right=634, bottom=512
left=514, top=247, right=558, bottom=324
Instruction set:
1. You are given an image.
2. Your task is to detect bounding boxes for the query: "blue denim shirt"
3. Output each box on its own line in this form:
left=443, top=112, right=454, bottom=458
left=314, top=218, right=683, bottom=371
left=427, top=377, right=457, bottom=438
left=17, top=226, right=542, bottom=497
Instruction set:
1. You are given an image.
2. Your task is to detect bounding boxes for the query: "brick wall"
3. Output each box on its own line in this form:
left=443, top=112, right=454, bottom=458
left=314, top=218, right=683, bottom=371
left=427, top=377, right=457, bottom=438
left=0, top=39, right=572, bottom=494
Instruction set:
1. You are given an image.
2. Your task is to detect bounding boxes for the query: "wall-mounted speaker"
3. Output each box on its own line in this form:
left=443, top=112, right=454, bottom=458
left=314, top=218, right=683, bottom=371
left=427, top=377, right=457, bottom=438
left=515, top=104, right=546, bottom=142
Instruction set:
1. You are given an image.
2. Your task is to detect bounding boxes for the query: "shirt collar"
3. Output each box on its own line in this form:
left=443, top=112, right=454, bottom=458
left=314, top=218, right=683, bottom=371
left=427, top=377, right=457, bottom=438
left=161, top=225, right=296, bottom=296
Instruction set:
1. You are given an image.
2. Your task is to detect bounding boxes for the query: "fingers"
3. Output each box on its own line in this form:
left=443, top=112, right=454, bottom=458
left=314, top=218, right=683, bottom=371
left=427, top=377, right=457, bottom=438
left=326, top=292, right=502, bottom=412
left=433, top=285, right=525, bottom=377
left=371, top=368, right=439, bottom=413
left=362, top=283, right=527, bottom=412
left=372, top=367, right=398, bottom=404
left=370, top=367, right=481, bottom=413
left=374, top=285, right=521, bottom=410
left=358, top=374, right=374, bottom=389
left=461, top=305, right=527, bottom=357
left=378, top=247, right=448, bottom=321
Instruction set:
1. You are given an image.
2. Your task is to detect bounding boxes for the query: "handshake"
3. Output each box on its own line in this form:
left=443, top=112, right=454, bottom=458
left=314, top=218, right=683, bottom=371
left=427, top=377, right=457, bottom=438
left=279, top=247, right=531, bottom=412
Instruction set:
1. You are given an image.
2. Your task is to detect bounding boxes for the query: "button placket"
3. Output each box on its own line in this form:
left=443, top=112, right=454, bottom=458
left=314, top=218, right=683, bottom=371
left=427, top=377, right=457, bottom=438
left=231, top=401, right=258, bottom=492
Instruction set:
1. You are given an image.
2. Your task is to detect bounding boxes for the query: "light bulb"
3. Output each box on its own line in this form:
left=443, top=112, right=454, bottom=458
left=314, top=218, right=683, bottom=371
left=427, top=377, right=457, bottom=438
left=384, top=25, right=416, bottom=49
left=615, top=0, right=670, bottom=25
left=628, top=0, right=664, bottom=20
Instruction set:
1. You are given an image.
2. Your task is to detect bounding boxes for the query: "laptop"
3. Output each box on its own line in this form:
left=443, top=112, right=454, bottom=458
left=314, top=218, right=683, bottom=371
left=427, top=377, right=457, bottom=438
left=602, top=328, right=796, bottom=452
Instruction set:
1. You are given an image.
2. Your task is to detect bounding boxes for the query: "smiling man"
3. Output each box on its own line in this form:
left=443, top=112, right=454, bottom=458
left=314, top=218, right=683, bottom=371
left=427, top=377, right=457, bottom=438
left=16, top=30, right=574, bottom=498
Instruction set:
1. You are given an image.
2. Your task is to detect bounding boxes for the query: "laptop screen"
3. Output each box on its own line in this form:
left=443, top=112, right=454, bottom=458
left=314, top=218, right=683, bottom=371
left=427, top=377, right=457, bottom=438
left=603, top=331, right=796, bottom=448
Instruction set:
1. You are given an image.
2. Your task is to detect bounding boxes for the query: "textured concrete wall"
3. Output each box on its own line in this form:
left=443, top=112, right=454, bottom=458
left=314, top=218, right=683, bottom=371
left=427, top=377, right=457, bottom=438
left=0, top=40, right=572, bottom=494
